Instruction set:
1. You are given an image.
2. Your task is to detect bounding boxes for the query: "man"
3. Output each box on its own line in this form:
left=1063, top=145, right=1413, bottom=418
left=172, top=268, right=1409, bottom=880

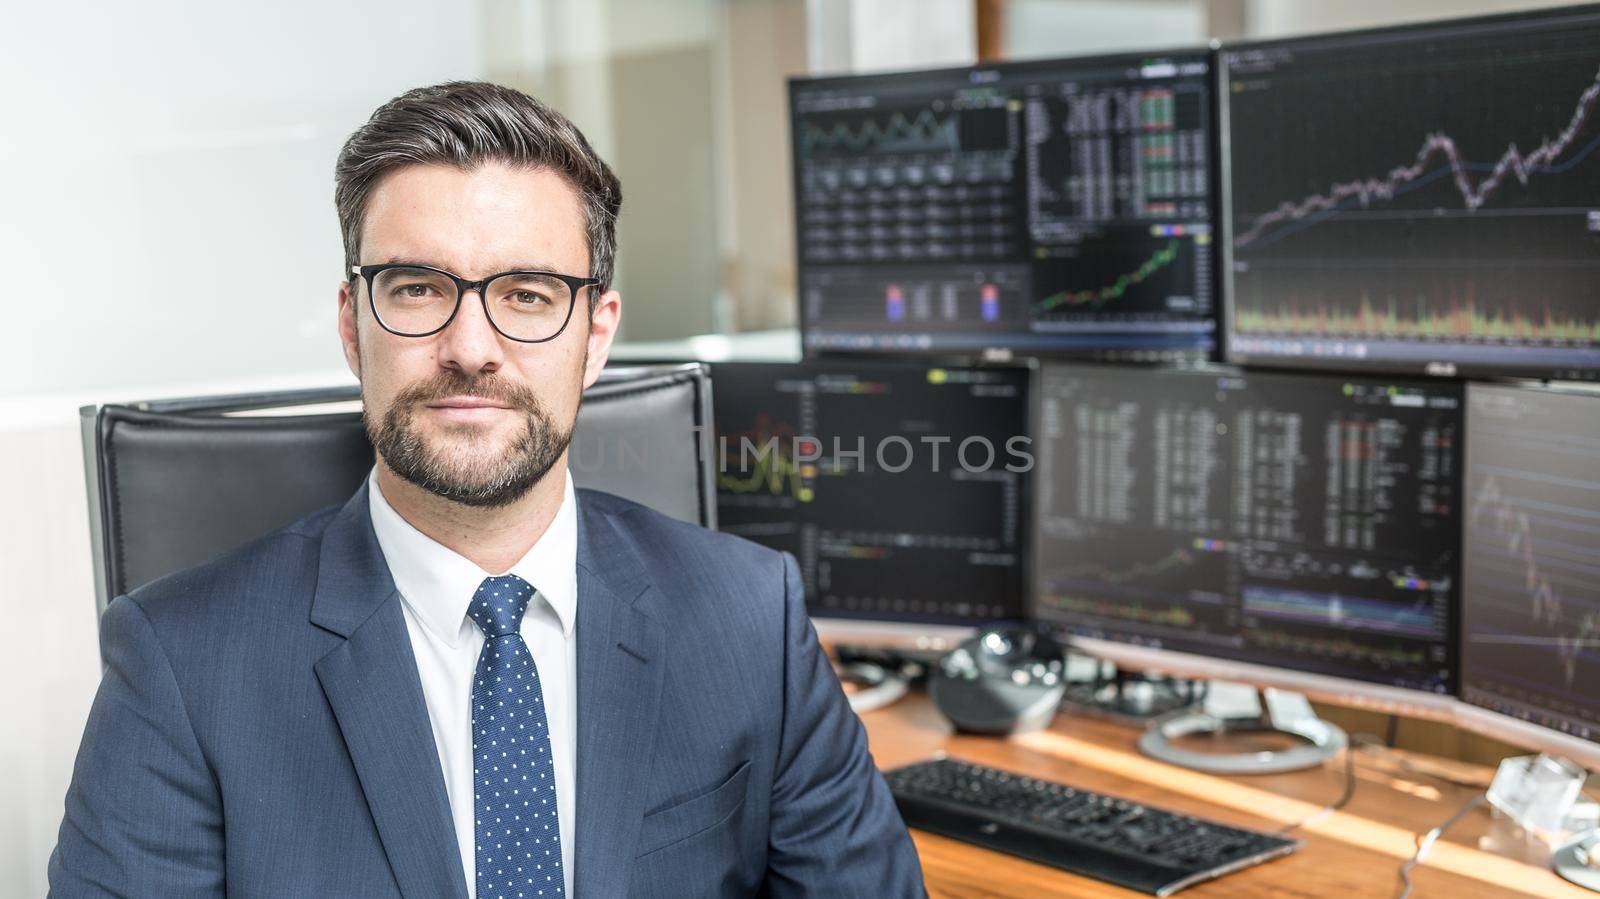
left=49, top=81, right=924, bottom=898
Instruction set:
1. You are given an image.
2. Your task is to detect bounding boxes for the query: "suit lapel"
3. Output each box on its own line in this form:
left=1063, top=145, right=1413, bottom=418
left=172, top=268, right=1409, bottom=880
left=574, top=495, right=667, bottom=898
left=310, top=484, right=469, bottom=899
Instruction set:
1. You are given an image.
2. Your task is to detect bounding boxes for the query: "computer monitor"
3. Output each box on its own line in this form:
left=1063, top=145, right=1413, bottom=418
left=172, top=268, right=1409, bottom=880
left=1220, top=5, right=1600, bottom=380
left=790, top=48, right=1217, bottom=361
left=1458, top=382, right=1600, bottom=768
left=1031, top=361, right=1462, bottom=713
left=710, top=360, right=1033, bottom=645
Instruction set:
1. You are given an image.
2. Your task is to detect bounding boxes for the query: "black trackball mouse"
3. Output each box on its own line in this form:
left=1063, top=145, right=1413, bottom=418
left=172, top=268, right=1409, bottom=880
left=929, top=627, right=1068, bottom=735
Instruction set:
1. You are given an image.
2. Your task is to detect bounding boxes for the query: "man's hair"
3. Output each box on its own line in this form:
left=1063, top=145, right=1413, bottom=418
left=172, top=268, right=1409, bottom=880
left=334, top=81, right=623, bottom=303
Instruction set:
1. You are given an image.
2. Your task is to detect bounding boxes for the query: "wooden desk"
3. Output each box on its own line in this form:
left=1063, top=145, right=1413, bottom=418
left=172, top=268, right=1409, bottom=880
left=858, top=689, right=1591, bottom=898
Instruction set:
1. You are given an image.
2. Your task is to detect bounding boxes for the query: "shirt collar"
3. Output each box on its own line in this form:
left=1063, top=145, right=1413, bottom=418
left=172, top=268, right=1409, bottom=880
left=366, top=465, right=579, bottom=648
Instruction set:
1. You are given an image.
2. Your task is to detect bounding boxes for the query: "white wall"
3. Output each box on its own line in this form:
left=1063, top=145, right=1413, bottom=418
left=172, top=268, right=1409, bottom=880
left=1, top=422, right=100, bottom=897
left=1005, top=0, right=1205, bottom=59
left=1246, top=0, right=1579, bottom=38
left=806, top=0, right=976, bottom=75
left=3, top=1, right=484, bottom=399
left=995, top=0, right=1576, bottom=57
left=717, top=0, right=810, bottom=332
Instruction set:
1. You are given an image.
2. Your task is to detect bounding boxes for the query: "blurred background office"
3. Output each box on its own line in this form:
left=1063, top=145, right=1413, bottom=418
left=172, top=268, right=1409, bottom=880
left=0, top=0, right=1583, bottom=896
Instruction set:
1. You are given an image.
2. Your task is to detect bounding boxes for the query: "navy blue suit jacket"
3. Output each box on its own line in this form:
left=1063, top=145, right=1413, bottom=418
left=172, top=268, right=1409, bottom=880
left=49, top=484, right=924, bottom=897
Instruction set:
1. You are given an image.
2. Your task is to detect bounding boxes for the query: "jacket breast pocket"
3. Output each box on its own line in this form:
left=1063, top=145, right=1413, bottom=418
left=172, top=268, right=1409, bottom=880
left=634, top=759, right=752, bottom=858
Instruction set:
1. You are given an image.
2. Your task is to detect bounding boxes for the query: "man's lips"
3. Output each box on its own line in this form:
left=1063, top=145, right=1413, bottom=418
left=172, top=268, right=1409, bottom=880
left=425, top=397, right=512, bottom=410
left=422, top=397, right=515, bottom=422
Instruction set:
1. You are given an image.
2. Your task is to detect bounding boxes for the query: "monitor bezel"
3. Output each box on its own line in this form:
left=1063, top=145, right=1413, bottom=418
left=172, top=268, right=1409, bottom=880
left=1067, top=635, right=1458, bottom=720
left=787, top=44, right=1223, bottom=365
left=1452, top=702, right=1600, bottom=771
left=1217, top=2, right=1600, bottom=382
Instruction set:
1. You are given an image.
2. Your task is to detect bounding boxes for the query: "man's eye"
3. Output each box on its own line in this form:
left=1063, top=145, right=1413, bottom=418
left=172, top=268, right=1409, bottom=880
left=396, top=284, right=436, bottom=298
left=511, top=291, right=552, bottom=305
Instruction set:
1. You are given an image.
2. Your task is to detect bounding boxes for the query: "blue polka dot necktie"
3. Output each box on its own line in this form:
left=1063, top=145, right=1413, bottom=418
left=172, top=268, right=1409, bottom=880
left=467, top=574, right=563, bottom=899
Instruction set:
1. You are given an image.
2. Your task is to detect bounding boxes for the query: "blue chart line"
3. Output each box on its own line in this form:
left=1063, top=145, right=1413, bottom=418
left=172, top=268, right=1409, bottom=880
left=1045, top=575, right=1224, bottom=608
left=1467, top=541, right=1600, bottom=582
left=1242, top=587, right=1438, bottom=639
left=1233, top=62, right=1600, bottom=250
left=1464, top=627, right=1600, bottom=707
left=1472, top=667, right=1600, bottom=710
left=1469, top=633, right=1600, bottom=648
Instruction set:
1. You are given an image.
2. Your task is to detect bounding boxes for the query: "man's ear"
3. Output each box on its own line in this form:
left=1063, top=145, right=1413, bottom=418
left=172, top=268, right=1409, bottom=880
left=337, top=280, right=362, bottom=380
left=582, top=288, right=621, bottom=389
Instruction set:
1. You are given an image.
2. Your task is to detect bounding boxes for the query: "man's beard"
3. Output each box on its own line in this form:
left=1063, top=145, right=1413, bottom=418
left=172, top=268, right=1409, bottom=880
left=364, top=370, right=574, bottom=509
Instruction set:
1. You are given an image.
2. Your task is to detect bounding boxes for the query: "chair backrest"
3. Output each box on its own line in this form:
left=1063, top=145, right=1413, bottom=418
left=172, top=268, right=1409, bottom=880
left=79, top=363, right=714, bottom=612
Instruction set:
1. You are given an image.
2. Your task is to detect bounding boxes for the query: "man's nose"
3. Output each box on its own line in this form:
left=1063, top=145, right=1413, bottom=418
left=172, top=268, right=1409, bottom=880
left=436, top=289, right=506, bottom=373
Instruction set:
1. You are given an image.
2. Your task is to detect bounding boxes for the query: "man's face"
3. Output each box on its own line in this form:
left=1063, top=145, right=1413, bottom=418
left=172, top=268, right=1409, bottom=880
left=337, top=161, right=620, bottom=508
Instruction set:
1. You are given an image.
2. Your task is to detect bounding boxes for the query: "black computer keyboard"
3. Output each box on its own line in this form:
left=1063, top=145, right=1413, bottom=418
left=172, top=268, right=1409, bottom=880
left=884, top=757, right=1298, bottom=896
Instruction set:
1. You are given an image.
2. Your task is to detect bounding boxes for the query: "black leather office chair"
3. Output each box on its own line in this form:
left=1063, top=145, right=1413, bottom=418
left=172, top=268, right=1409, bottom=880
left=79, top=363, right=715, bottom=613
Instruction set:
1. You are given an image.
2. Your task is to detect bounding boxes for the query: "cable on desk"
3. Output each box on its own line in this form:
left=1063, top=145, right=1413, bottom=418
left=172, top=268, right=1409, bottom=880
left=1276, top=744, right=1357, bottom=835
left=1277, top=730, right=1500, bottom=839
left=1275, top=730, right=1385, bottom=836
left=1395, top=791, right=1485, bottom=899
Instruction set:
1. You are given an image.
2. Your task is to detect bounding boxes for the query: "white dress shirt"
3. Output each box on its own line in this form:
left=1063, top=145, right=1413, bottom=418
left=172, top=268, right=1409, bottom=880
left=367, top=466, right=578, bottom=899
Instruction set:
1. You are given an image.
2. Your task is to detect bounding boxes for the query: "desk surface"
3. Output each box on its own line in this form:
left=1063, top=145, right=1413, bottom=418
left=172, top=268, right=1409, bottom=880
left=858, top=689, right=1591, bottom=898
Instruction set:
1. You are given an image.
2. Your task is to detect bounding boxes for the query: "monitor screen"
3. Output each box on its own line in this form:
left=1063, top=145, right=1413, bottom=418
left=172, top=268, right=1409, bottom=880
left=711, top=361, right=1033, bottom=625
left=1462, top=383, right=1600, bottom=745
left=1032, top=363, right=1461, bottom=695
left=1221, top=6, right=1600, bottom=379
left=790, top=49, right=1217, bottom=361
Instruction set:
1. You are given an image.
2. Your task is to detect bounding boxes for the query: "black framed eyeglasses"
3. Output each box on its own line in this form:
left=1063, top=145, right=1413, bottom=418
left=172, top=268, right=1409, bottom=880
left=350, top=263, right=600, bottom=343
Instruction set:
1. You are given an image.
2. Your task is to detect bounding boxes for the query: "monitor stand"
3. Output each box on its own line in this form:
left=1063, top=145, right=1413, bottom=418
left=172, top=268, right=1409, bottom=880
left=1485, top=752, right=1600, bottom=892
left=1554, top=830, right=1600, bottom=892
left=1059, top=655, right=1204, bottom=723
left=1137, top=683, right=1347, bottom=775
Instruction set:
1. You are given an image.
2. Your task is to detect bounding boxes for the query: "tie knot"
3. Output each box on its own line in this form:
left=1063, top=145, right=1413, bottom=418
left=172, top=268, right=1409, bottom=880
left=467, top=574, right=535, bottom=638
